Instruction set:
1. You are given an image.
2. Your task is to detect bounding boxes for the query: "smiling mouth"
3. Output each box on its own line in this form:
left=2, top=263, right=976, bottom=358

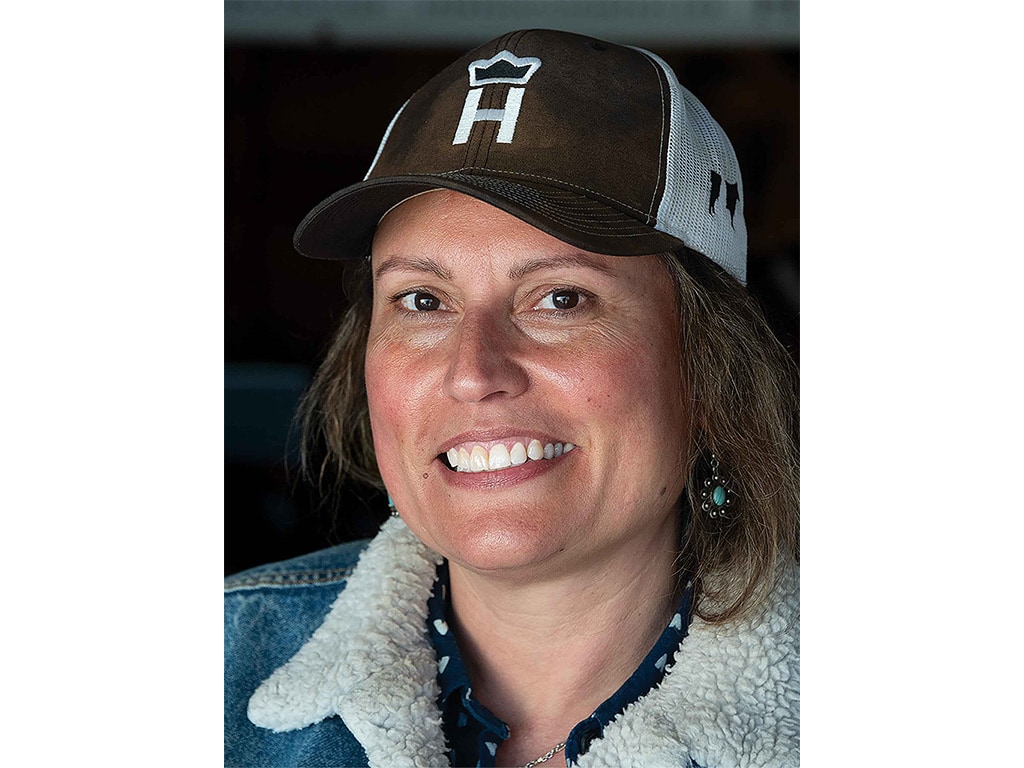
left=438, top=439, right=576, bottom=473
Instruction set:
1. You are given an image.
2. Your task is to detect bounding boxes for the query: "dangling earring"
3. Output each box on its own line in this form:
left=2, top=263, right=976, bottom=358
left=387, top=494, right=399, bottom=518
left=699, top=453, right=736, bottom=519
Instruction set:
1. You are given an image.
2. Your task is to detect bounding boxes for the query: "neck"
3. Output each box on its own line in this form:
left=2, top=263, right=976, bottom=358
left=446, top=513, right=680, bottom=765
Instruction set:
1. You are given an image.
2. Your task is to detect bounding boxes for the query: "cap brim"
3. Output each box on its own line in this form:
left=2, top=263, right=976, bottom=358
left=292, top=173, right=685, bottom=260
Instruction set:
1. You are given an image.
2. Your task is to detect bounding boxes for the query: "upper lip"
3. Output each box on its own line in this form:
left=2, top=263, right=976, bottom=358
left=438, top=428, right=573, bottom=455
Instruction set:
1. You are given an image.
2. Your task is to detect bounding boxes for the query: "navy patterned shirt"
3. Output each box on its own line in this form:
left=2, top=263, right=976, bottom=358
left=427, top=560, right=694, bottom=767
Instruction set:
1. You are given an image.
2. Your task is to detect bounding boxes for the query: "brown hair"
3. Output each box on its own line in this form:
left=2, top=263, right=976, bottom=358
left=660, top=249, right=799, bottom=623
left=299, top=247, right=798, bottom=623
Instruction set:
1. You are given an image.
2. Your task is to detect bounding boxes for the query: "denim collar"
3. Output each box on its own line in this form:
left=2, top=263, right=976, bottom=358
left=246, top=517, right=801, bottom=768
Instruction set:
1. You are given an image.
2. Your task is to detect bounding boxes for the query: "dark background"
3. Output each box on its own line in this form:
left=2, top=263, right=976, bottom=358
left=224, top=2, right=799, bottom=576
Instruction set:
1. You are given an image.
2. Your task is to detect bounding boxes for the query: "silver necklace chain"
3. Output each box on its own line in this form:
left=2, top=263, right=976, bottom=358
left=521, top=741, right=566, bottom=768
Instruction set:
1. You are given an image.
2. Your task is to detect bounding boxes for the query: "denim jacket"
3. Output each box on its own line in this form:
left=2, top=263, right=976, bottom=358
left=225, top=536, right=370, bottom=766
left=225, top=517, right=799, bottom=768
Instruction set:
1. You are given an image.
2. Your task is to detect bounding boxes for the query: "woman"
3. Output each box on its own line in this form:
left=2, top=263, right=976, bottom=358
left=225, top=29, right=798, bottom=768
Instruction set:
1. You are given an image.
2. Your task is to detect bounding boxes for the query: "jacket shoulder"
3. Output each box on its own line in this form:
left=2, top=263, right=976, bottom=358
left=224, top=537, right=372, bottom=592
left=224, top=537, right=376, bottom=767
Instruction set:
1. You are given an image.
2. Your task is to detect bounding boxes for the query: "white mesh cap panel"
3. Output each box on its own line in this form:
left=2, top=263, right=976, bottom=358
left=636, top=49, right=747, bottom=284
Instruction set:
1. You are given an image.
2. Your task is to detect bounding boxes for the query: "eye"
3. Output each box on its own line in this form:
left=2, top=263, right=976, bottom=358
left=398, top=291, right=445, bottom=312
left=537, top=289, right=583, bottom=311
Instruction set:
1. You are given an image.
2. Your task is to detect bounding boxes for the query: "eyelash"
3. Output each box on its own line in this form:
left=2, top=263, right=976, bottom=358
left=388, top=286, right=596, bottom=315
left=533, top=286, right=594, bottom=314
left=391, top=289, right=448, bottom=313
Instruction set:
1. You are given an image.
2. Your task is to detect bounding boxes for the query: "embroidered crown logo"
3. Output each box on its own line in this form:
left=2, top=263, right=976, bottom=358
left=468, top=52, right=542, bottom=86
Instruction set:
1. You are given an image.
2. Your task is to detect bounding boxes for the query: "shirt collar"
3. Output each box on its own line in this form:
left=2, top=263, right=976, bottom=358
left=427, top=558, right=695, bottom=764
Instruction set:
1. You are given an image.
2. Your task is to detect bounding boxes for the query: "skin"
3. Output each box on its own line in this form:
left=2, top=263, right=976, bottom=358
left=364, top=189, right=693, bottom=765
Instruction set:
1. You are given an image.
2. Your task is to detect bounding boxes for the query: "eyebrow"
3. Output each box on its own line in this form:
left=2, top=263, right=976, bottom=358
left=373, top=252, right=616, bottom=282
left=507, top=253, right=616, bottom=280
left=373, top=256, right=452, bottom=282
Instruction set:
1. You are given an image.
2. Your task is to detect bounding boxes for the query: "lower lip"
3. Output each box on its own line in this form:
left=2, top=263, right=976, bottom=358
left=437, top=454, right=570, bottom=490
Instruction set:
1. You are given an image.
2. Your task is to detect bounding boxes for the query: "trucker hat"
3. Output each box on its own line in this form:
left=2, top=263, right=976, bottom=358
left=293, top=28, right=748, bottom=284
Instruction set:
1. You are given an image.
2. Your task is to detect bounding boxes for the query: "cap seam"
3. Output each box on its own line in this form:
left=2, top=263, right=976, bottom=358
left=480, top=30, right=527, bottom=170
left=641, top=49, right=666, bottom=220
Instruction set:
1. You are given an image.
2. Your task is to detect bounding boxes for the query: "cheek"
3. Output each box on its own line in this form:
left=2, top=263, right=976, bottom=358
left=364, top=328, right=447, bottom=478
left=572, top=328, right=690, bottom=490
left=571, top=332, right=684, bottom=424
left=364, top=337, right=414, bottom=468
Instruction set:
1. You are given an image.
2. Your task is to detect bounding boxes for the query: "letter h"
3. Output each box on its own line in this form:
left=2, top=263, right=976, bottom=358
left=452, top=87, right=525, bottom=145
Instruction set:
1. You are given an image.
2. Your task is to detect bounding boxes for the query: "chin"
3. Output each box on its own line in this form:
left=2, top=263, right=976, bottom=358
left=411, top=504, right=568, bottom=574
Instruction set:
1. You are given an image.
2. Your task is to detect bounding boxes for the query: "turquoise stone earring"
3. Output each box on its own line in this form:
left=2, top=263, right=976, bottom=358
left=387, top=494, right=399, bottom=518
left=700, top=453, right=735, bottom=519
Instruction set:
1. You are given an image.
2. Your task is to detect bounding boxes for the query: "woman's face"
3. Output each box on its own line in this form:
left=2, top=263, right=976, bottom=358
left=365, top=190, right=691, bottom=577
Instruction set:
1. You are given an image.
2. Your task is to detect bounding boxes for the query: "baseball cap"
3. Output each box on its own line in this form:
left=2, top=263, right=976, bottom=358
left=293, top=28, right=748, bottom=284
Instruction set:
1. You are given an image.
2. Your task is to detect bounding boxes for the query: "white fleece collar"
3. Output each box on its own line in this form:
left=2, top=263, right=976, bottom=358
left=248, top=517, right=799, bottom=768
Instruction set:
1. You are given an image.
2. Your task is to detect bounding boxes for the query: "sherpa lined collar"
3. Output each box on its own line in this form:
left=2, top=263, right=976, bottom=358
left=248, top=517, right=799, bottom=768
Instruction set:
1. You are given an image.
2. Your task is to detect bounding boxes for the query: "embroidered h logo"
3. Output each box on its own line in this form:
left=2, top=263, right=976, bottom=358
left=453, top=51, right=542, bottom=146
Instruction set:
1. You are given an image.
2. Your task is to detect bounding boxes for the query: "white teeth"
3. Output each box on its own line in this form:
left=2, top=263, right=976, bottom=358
left=510, top=442, right=527, bottom=466
left=448, top=439, right=577, bottom=473
left=470, top=445, right=488, bottom=472
left=488, top=443, right=511, bottom=470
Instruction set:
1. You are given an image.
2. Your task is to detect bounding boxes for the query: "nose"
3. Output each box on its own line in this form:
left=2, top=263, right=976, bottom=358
left=443, top=308, right=529, bottom=403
